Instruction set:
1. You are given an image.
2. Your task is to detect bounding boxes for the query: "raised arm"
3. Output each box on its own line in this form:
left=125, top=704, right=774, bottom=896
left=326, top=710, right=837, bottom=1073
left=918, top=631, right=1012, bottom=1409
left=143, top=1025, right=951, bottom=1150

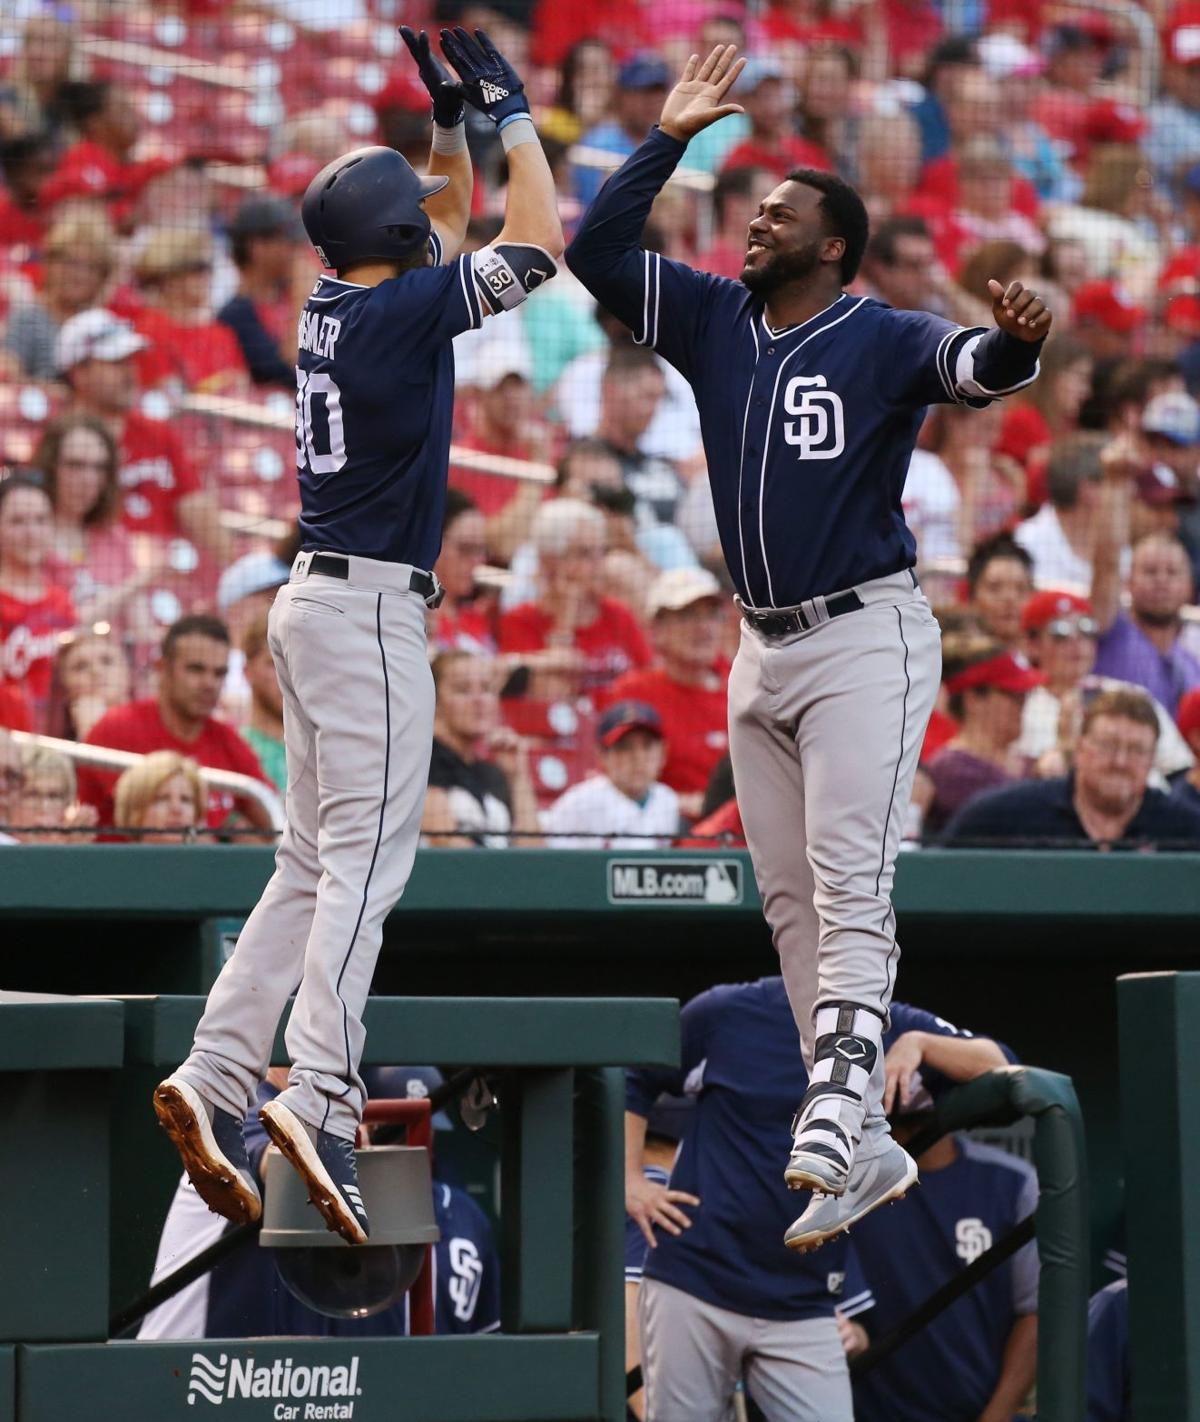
left=439, top=26, right=563, bottom=259
left=399, top=26, right=472, bottom=260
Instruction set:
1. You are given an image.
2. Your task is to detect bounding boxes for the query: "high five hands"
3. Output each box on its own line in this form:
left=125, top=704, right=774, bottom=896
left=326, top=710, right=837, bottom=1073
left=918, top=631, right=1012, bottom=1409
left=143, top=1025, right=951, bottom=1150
left=659, top=44, right=747, bottom=143
left=987, top=278, right=1053, bottom=342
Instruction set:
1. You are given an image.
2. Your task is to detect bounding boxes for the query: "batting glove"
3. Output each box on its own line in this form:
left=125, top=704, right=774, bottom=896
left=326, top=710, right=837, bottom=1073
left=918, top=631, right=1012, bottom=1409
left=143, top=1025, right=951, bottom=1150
left=438, top=26, right=529, bottom=129
left=398, top=25, right=464, bottom=129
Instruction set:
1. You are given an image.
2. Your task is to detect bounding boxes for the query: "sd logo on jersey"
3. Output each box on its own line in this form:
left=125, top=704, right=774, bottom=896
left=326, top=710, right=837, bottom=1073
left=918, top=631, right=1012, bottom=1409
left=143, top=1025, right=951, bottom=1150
left=783, top=375, right=845, bottom=460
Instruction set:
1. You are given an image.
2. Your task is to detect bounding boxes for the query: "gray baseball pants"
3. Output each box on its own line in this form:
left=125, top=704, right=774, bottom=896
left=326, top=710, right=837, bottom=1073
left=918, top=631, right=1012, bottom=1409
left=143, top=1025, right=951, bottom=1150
left=639, top=1278, right=852, bottom=1422
left=727, top=571, right=941, bottom=1160
left=177, top=552, right=435, bottom=1140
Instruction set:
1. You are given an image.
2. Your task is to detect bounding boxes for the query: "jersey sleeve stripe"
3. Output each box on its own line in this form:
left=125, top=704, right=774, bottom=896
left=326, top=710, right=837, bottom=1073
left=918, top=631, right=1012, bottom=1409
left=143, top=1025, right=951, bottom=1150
left=935, top=327, right=962, bottom=404
left=429, top=228, right=444, bottom=266
left=459, top=253, right=483, bottom=329
left=651, top=252, right=662, bottom=350
left=840, top=1289, right=876, bottom=1317
left=635, top=249, right=652, bottom=347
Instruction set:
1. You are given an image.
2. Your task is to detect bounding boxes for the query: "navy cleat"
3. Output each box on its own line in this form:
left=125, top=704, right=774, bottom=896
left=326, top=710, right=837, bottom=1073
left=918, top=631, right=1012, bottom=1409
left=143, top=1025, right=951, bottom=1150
left=153, top=1075, right=262, bottom=1225
left=259, top=1097, right=369, bottom=1245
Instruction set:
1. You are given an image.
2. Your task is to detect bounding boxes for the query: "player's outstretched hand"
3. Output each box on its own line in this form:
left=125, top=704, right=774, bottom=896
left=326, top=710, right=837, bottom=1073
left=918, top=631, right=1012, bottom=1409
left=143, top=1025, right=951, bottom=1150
left=626, top=1171, right=701, bottom=1250
left=988, top=278, right=1052, bottom=342
left=439, top=26, right=529, bottom=127
left=399, top=26, right=464, bottom=128
left=659, top=44, right=747, bottom=144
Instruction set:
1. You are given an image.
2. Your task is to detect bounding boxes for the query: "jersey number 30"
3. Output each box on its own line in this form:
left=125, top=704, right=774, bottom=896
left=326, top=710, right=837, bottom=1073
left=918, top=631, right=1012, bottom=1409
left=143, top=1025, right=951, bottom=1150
left=295, top=370, right=347, bottom=475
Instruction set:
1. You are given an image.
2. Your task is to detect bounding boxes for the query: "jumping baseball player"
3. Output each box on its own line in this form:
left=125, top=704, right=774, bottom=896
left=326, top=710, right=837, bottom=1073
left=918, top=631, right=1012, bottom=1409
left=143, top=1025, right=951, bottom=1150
left=154, top=26, right=563, bottom=1245
left=566, top=44, right=1049, bottom=1251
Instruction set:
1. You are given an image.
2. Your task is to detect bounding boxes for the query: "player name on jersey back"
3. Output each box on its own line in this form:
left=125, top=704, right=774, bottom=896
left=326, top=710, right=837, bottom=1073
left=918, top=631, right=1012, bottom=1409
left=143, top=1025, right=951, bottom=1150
left=298, top=311, right=341, bottom=360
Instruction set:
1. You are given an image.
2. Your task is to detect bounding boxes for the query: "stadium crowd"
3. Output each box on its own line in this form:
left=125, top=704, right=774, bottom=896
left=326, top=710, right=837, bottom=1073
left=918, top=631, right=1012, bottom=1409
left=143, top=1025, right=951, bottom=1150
left=0, top=0, right=1199, bottom=853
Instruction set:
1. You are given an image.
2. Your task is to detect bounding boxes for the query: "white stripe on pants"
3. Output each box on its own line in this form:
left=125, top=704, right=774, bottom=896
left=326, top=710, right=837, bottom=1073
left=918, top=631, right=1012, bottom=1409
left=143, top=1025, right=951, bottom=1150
left=639, top=1277, right=852, bottom=1422
left=727, top=577, right=941, bottom=1159
left=178, top=559, right=435, bottom=1139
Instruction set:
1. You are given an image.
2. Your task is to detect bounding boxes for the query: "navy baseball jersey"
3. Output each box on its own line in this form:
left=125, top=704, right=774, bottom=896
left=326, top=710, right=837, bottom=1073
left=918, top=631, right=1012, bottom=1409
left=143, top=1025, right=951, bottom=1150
left=850, top=1137, right=1038, bottom=1422
left=624, top=978, right=993, bottom=1321
left=295, top=231, right=552, bottom=570
left=1086, top=1280, right=1130, bottom=1422
left=566, top=129, right=1042, bottom=606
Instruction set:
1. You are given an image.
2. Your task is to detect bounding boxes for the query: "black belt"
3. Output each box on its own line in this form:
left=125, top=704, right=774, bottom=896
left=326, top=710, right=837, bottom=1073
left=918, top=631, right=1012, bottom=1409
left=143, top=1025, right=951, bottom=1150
left=308, top=552, right=444, bottom=608
left=741, top=589, right=865, bottom=638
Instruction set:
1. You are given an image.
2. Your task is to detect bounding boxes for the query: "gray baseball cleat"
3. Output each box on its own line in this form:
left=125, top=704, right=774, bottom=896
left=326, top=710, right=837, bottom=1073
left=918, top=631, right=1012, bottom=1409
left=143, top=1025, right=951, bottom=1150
left=784, top=1140, right=918, bottom=1253
left=153, top=1075, right=262, bottom=1225
left=785, top=1135, right=852, bottom=1197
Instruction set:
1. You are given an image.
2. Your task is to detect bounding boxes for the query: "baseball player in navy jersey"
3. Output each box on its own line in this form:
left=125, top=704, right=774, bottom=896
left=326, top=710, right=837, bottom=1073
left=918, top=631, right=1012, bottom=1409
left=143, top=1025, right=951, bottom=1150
left=154, top=26, right=563, bottom=1246
left=624, top=977, right=1012, bottom=1422
left=567, top=44, right=1051, bottom=1251
left=140, top=1069, right=500, bottom=1341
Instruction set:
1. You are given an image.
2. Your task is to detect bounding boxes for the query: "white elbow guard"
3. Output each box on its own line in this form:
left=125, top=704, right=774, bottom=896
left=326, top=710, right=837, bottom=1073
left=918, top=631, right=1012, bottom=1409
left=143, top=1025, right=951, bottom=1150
left=473, top=243, right=557, bottom=313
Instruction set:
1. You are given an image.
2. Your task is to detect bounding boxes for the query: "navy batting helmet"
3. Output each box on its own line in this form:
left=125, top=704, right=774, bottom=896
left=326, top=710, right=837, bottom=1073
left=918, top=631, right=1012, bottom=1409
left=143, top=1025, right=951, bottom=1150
left=301, top=146, right=449, bottom=271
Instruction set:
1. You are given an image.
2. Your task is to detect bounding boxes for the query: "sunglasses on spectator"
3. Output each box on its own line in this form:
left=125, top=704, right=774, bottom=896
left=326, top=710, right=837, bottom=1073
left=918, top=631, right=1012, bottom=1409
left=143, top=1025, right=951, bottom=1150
left=1046, top=617, right=1098, bottom=638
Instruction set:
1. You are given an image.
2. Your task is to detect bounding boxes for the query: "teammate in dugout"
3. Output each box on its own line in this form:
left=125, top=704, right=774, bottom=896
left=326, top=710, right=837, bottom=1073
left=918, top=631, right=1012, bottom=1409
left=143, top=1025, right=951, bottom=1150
left=566, top=45, right=1050, bottom=1251
left=154, top=26, right=564, bottom=1246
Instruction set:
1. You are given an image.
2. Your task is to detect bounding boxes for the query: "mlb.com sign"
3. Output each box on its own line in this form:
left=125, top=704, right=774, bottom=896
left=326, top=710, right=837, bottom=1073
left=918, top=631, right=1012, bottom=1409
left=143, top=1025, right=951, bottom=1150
left=187, top=1352, right=361, bottom=1418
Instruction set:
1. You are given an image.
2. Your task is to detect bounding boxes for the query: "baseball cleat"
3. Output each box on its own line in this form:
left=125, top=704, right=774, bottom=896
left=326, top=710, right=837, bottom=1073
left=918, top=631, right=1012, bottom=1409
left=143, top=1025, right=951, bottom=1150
left=153, top=1076, right=262, bottom=1225
left=785, top=1140, right=852, bottom=1197
left=784, top=1141, right=917, bottom=1253
left=259, top=1098, right=369, bottom=1246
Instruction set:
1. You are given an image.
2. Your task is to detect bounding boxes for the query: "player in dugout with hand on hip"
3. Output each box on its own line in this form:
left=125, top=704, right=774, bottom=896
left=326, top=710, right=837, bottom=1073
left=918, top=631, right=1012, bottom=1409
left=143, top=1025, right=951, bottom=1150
left=566, top=44, right=1049, bottom=1252
left=154, top=26, right=563, bottom=1246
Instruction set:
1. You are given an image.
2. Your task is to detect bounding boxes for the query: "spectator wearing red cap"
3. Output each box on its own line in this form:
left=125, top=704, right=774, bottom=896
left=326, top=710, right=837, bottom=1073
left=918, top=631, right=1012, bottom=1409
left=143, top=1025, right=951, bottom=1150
left=1147, top=4, right=1200, bottom=182
left=56, top=309, right=232, bottom=566
left=911, top=633, right=1042, bottom=837
left=1173, top=688, right=1200, bottom=814
left=603, top=567, right=730, bottom=819
left=1070, top=280, right=1148, bottom=361
left=1016, top=590, right=1099, bottom=761
left=541, top=699, right=679, bottom=848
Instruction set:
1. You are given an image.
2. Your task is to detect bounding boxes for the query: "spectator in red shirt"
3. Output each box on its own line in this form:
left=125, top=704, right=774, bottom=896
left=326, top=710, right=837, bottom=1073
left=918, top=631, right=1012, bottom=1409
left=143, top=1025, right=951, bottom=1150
left=451, top=337, right=551, bottom=561
left=796, top=43, right=854, bottom=173
left=131, top=228, right=249, bottom=396
left=46, top=80, right=170, bottom=222
left=431, top=491, right=497, bottom=656
left=57, top=308, right=231, bottom=565
left=47, top=627, right=132, bottom=742
left=34, top=413, right=147, bottom=629
left=0, top=133, right=55, bottom=251
left=499, top=499, right=650, bottom=700
left=720, top=58, right=831, bottom=179
left=696, top=164, right=777, bottom=279
left=0, top=475, right=76, bottom=732
left=605, top=567, right=730, bottom=819
left=78, top=613, right=271, bottom=831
